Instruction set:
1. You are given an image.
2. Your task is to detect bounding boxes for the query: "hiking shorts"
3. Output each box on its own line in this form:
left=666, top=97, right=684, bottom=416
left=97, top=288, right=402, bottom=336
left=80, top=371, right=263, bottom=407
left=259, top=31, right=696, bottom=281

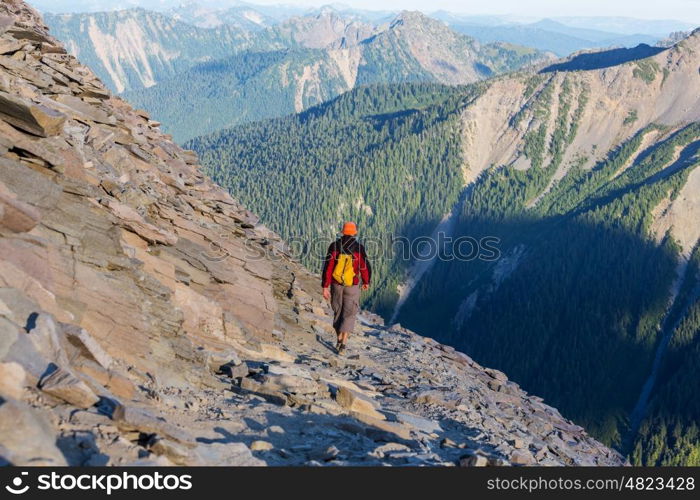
left=330, top=282, right=360, bottom=334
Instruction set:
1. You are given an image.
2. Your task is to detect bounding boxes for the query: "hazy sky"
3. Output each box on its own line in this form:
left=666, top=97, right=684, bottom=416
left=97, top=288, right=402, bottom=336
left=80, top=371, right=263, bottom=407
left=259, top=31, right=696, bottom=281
left=27, top=0, right=700, bottom=23
left=254, top=0, right=700, bottom=22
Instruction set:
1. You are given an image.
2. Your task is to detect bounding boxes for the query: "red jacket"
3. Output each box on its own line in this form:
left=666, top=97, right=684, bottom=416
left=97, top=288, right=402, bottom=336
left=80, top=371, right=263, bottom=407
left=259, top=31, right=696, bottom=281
left=321, top=236, right=371, bottom=287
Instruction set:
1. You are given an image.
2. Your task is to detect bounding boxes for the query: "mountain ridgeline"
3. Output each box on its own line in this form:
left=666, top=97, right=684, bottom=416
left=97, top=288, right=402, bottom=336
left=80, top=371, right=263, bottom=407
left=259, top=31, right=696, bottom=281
left=189, top=31, right=700, bottom=465
left=44, top=8, right=549, bottom=142
left=436, top=16, right=662, bottom=57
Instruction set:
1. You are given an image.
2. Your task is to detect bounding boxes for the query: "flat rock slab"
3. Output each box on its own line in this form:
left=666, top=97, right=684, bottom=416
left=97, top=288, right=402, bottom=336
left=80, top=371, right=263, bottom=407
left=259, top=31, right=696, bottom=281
left=0, top=90, right=66, bottom=137
left=234, top=378, right=288, bottom=406
left=395, top=412, right=442, bottom=434
left=350, top=411, right=413, bottom=441
left=113, top=404, right=195, bottom=446
left=336, top=386, right=385, bottom=420
left=39, top=367, right=99, bottom=409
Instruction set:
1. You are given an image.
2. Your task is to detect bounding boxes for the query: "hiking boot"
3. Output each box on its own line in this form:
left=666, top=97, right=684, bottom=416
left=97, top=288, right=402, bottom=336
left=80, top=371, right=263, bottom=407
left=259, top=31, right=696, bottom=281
left=337, top=343, right=346, bottom=355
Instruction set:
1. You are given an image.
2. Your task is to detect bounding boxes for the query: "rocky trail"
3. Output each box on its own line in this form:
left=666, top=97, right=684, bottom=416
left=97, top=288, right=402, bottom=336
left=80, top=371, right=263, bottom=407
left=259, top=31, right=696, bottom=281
left=20, top=310, right=626, bottom=467
left=0, top=0, right=625, bottom=467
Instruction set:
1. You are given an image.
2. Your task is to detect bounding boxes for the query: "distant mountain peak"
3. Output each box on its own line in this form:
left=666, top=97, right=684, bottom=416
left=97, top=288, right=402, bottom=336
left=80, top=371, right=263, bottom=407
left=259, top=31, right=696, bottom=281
left=392, top=10, right=433, bottom=24
left=388, top=10, right=452, bottom=33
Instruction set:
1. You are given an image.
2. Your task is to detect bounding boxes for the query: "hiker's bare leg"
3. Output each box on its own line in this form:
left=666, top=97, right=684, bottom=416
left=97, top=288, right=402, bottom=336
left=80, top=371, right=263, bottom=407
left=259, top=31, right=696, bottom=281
left=341, top=331, right=349, bottom=345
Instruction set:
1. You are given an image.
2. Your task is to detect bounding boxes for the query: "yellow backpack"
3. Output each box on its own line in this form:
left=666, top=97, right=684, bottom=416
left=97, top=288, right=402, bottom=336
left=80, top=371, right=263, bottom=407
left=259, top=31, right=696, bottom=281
left=332, top=253, right=355, bottom=286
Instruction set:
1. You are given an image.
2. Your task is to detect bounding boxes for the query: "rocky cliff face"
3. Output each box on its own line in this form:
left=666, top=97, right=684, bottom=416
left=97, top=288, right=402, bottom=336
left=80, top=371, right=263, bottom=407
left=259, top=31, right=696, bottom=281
left=0, top=0, right=624, bottom=466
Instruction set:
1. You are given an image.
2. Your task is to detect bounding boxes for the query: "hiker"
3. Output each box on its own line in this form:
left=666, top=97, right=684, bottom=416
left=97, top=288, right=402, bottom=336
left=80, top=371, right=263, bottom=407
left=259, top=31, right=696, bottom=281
left=321, top=222, right=371, bottom=354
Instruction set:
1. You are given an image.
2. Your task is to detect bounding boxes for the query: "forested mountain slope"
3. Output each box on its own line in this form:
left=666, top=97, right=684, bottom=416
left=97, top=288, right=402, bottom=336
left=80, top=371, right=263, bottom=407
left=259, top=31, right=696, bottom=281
left=190, top=30, right=700, bottom=464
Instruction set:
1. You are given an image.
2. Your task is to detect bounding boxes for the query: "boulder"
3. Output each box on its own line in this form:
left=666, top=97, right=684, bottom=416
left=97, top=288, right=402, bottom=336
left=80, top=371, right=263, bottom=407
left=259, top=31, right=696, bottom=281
left=220, top=361, right=250, bottom=379
left=39, top=367, right=99, bottom=409
left=150, top=438, right=194, bottom=465
left=235, top=341, right=296, bottom=364
left=250, top=440, right=274, bottom=451
left=61, top=325, right=114, bottom=370
left=0, top=54, right=53, bottom=88
left=335, top=386, right=385, bottom=420
left=371, top=442, right=411, bottom=457
left=112, top=404, right=195, bottom=446
left=256, top=373, right=321, bottom=396
left=74, top=361, right=136, bottom=401
left=0, top=89, right=66, bottom=136
left=485, top=368, right=508, bottom=382
left=232, top=378, right=287, bottom=406
left=0, top=397, right=67, bottom=465
left=0, top=361, right=25, bottom=399
left=41, top=57, right=85, bottom=86
left=0, top=39, right=24, bottom=55
left=512, top=437, right=527, bottom=449
left=1, top=312, right=65, bottom=385
left=350, top=412, right=412, bottom=441
left=394, top=412, right=442, bottom=434
left=510, top=449, right=536, bottom=465
left=25, top=312, right=71, bottom=372
left=460, top=452, right=490, bottom=467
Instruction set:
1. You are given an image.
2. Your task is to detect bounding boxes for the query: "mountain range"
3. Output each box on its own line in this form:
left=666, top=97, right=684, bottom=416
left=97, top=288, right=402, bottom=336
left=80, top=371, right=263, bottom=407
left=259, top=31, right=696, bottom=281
left=0, top=0, right=626, bottom=467
left=436, top=16, right=660, bottom=56
left=37, top=2, right=696, bottom=143
left=45, top=8, right=548, bottom=142
left=34, top=1, right=695, bottom=54
left=188, top=30, right=700, bottom=465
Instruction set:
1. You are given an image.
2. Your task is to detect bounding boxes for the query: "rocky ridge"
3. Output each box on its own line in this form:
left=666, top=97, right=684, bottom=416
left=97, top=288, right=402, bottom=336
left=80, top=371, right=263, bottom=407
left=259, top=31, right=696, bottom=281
left=0, top=0, right=624, bottom=466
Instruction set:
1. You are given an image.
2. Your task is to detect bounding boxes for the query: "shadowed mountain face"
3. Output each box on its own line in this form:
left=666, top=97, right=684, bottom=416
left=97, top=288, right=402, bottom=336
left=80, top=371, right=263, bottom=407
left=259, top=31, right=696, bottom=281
left=190, top=29, right=700, bottom=464
left=0, top=0, right=625, bottom=467
left=541, top=44, right=668, bottom=72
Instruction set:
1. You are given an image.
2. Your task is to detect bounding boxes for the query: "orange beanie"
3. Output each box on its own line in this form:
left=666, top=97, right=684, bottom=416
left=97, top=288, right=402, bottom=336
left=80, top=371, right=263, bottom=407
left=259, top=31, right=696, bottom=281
left=341, top=221, right=358, bottom=236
